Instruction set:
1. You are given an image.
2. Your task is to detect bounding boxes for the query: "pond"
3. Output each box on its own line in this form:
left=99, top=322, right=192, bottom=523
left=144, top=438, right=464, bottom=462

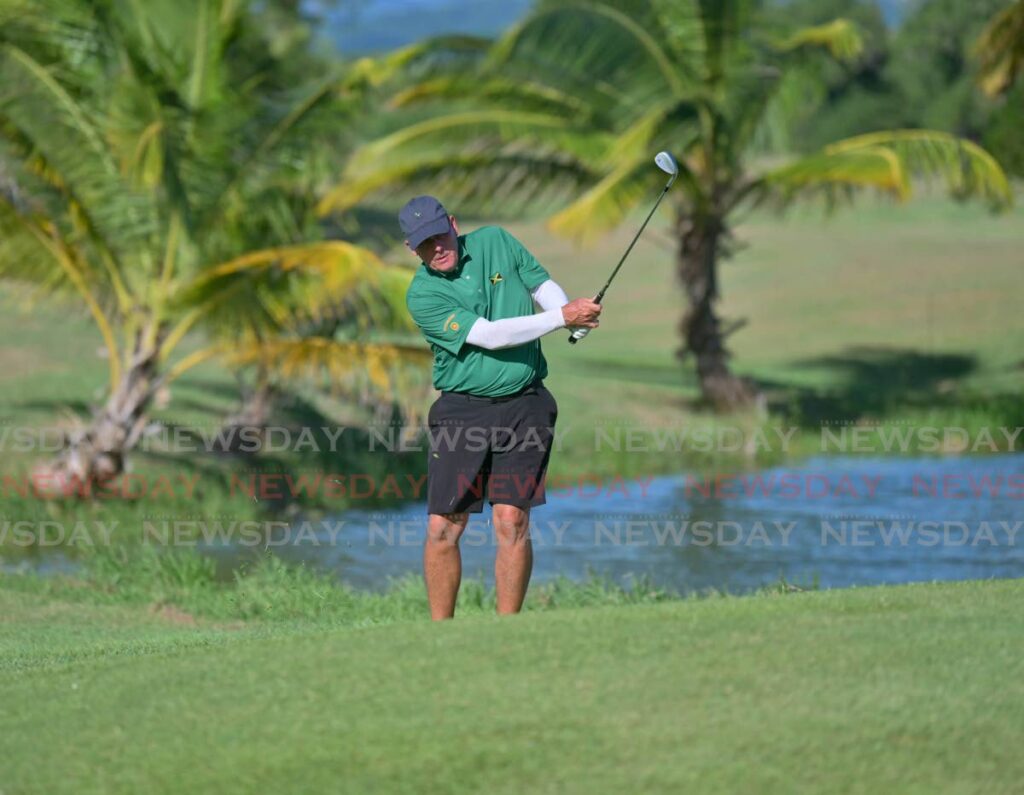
left=217, top=452, right=1024, bottom=594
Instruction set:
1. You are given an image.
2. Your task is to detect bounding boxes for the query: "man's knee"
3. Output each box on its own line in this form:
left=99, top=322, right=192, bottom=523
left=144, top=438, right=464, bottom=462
left=493, top=504, right=530, bottom=544
left=427, top=512, right=468, bottom=544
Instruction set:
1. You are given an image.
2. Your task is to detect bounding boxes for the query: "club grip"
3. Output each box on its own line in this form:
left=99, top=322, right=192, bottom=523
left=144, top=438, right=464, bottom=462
left=568, top=327, right=591, bottom=344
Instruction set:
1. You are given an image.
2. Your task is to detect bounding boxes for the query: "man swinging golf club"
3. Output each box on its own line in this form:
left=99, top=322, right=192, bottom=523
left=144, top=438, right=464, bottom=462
left=400, top=195, right=601, bottom=620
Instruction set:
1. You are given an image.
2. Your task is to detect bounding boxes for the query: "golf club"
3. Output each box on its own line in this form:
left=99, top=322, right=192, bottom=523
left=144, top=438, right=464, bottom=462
left=568, top=151, right=679, bottom=344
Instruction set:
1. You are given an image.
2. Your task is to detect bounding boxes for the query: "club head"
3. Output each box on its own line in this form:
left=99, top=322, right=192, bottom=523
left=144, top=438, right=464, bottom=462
left=655, top=151, right=679, bottom=186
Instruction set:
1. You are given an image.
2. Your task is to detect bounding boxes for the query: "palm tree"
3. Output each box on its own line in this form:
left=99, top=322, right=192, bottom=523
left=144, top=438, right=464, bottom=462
left=320, top=0, right=1012, bottom=411
left=977, top=0, right=1024, bottom=96
left=0, top=0, right=424, bottom=487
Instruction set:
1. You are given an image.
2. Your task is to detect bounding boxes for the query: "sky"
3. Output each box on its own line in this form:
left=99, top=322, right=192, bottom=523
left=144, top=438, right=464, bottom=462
left=878, top=0, right=917, bottom=24
left=314, top=0, right=915, bottom=56
left=318, top=0, right=533, bottom=55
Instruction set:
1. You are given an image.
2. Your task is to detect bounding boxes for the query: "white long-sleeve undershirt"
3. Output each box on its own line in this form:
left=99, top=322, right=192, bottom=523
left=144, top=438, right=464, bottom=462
left=464, top=279, right=569, bottom=350
left=531, top=279, right=570, bottom=312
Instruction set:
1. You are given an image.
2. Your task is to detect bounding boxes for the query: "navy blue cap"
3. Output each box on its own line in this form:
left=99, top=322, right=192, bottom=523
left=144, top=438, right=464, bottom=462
left=398, top=195, right=452, bottom=249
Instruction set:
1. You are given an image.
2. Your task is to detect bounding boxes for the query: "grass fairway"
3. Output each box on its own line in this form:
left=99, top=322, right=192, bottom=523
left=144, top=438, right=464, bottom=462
left=2, top=578, right=1021, bottom=794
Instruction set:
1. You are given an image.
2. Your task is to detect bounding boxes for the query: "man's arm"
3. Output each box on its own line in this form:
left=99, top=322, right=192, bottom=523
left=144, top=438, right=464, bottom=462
left=465, top=310, right=565, bottom=350
left=460, top=277, right=569, bottom=351
left=531, top=279, right=569, bottom=311
left=465, top=297, right=601, bottom=351
left=406, top=286, right=478, bottom=356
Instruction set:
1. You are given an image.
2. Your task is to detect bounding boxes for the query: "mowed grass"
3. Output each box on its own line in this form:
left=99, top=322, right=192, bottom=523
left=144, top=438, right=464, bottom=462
left=1, top=578, right=1022, bottom=794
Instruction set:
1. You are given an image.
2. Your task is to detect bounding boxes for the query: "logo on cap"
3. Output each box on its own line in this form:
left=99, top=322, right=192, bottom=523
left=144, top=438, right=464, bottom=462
left=398, top=195, right=452, bottom=250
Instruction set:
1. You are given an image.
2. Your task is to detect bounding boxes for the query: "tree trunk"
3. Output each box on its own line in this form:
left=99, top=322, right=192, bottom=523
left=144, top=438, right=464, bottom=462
left=34, top=321, right=164, bottom=494
left=676, top=212, right=759, bottom=412
left=219, top=364, right=280, bottom=453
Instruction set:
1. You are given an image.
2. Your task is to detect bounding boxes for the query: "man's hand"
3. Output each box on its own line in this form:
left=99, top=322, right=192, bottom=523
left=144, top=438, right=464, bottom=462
left=561, top=297, right=602, bottom=329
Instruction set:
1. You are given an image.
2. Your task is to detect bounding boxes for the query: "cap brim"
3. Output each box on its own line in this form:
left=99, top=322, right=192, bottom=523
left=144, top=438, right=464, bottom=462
left=406, top=217, right=452, bottom=249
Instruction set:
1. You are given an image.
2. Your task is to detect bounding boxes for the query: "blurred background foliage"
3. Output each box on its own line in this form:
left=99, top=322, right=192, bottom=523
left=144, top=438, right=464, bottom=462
left=768, top=0, right=1024, bottom=174
left=319, top=0, right=1024, bottom=177
left=0, top=0, right=1022, bottom=481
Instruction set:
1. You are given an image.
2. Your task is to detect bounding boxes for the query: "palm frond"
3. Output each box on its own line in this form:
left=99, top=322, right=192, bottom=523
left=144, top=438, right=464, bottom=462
left=352, top=264, right=419, bottom=334
left=649, top=0, right=705, bottom=76
left=222, top=337, right=432, bottom=392
left=3, top=128, right=122, bottom=296
left=696, top=0, right=751, bottom=85
left=0, top=42, right=156, bottom=248
left=389, top=75, right=593, bottom=120
left=602, top=100, right=678, bottom=169
left=195, top=70, right=349, bottom=232
left=167, top=241, right=419, bottom=361
left=752, top=147, right=909, bottom=207
left=975, top=0, right=1024, bottom=97
left=776, top=18, right=864, bottom=62
left=344, top=34, right=493, bottom=92
left=354, top=109, right=571, bottom=166
left=492, top=0, right=690, bottom=109
left=547, top=157, right=661, bottom=243
left=0, top=191, right=122, bottom=386
left=752, top=129, right=1013, bottom=212
left=0, top=190, right=70, bottom=287
left=318, top=110, right=588, bottom=215
left=826, top=130, right=1012, bottom=210
left=177, top=240, right=388, bottom=309
left=320, top=145, right=595, bottom=218
left=732, top=67, right=820, bottom=156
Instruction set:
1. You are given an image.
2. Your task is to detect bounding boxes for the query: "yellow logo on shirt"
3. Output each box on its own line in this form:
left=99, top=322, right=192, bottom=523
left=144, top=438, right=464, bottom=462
left=489, top=272, right=503, bottom=285
left=443, top=313, right=456, bottom=332
left=450, top=322, right=460, bottom=332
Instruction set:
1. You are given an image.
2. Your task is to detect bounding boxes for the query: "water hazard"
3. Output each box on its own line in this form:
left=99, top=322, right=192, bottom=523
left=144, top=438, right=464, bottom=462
left=240, top=453, right=1024, bottom=594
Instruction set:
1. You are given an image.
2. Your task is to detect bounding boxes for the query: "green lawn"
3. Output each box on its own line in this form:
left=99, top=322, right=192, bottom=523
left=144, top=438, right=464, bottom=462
left=2, top=578, right=1021, bottom=794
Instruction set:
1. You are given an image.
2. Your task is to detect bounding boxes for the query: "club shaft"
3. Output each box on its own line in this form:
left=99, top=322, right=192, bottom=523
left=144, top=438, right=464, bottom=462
left=594, top=184, right=671, bottom=302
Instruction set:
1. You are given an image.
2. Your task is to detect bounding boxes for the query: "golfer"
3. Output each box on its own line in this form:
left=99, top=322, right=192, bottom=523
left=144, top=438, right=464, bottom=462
left=400, top=195, right=601, bottom=620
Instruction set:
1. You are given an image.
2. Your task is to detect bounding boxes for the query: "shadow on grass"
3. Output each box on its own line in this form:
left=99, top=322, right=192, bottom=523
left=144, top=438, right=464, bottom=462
left=8, top=398, right=93, bottom=418
left=555, top=355, right=698, bottom=391
left=759, top=346, right=1022, bottom=426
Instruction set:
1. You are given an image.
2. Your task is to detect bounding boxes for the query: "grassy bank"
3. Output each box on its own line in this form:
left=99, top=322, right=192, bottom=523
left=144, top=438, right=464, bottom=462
left=1, top=577, right=1021, bottom=793
left=0, top=545, right=680, bottom=629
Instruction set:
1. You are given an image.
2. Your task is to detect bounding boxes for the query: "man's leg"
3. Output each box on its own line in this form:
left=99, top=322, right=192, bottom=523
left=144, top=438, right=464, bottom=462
left=424, top=512, right=468, bottom=621
left=493, top=503, right=532, bottom=614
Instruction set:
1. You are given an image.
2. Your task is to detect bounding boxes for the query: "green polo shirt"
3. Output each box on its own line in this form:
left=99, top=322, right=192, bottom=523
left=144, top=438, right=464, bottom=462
left=406, top=226, right=553, bottom=397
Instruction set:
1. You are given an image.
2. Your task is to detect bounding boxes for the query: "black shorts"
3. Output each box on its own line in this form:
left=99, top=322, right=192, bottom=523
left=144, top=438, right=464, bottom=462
left=426, top=380, right=558, bottom=515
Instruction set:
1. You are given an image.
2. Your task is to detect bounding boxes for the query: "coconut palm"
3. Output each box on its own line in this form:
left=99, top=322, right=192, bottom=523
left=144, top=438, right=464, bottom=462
left=0, top=0, right=424, bottom=487
left=321, top=0, right=1012, bottom=411
left=977, top=0, right=1024, bottom=96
